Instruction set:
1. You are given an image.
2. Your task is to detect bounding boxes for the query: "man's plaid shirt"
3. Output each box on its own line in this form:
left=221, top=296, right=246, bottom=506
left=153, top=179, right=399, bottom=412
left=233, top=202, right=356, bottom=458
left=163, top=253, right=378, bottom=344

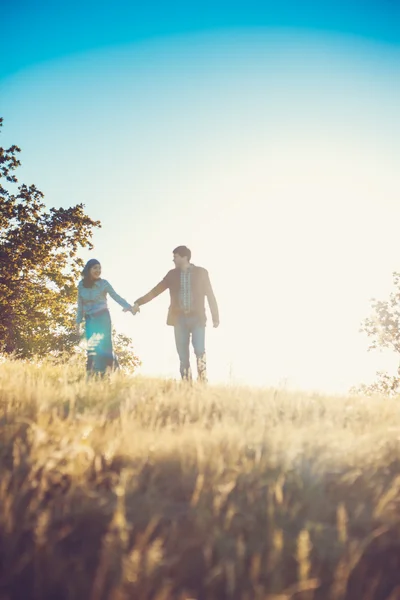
left=179, top=265, right=193, bottom=313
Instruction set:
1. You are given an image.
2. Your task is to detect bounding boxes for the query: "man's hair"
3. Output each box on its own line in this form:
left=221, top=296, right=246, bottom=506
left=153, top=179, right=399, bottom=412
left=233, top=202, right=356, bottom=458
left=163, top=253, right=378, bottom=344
left=173, top=246, right=191, bottom=261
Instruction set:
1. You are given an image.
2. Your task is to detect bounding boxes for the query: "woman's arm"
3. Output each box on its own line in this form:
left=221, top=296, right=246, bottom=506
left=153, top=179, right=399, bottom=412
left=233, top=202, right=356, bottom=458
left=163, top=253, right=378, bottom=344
left=104, top=280, right=132, bottom=310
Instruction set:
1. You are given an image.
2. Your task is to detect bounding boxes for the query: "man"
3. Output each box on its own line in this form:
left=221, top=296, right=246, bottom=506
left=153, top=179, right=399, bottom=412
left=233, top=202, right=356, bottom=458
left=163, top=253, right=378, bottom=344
left=132, top=246, right=219, bottom=382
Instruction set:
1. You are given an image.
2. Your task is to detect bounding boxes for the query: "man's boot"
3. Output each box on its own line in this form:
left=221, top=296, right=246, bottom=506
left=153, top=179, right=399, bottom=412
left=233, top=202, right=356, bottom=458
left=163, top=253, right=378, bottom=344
left=181, top=365, right=193, bottom=382
left=196, top=353, right=208, bottom=383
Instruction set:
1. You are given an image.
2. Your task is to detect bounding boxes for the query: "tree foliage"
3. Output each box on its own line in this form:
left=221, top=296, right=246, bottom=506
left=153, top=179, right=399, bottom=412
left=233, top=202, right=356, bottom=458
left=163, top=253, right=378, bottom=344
left=0, top=118, right=140, bottom=371
left=114, top=331, right=142, bottom=373
left=356, top=272, right=400, bottom=396
left=0, top=117, right=101, bottom=356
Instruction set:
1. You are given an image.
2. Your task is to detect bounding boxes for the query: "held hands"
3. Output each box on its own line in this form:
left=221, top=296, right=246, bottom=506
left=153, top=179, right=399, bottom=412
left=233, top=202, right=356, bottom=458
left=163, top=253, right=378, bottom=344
left=213, top=319, right=220, bottom=328
left=124, top=303, right=140, bottom=315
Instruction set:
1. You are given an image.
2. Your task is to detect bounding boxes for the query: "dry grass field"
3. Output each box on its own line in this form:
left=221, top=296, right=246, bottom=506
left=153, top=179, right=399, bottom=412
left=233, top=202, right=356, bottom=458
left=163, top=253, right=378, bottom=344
left=1, top=358, right=400, bottom=600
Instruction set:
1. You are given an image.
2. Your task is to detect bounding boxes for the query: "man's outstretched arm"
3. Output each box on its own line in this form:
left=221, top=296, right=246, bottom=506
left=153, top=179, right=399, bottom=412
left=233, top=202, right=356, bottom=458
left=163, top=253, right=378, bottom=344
left=134, top=277, right=168, bottom=309
left=204, top=270, right=219, bottom=327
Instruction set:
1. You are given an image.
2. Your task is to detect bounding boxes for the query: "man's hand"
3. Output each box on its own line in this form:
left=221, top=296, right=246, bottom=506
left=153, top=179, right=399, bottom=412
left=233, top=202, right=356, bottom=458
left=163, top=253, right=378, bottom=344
left=123, top=303, right=140, bottom=315
left=213, top=319, right=220, bottom=328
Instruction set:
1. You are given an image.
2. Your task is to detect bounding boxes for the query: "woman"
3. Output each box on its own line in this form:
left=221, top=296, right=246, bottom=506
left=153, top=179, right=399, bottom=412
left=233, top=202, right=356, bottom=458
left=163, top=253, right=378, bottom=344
left=76, top=259, right=134, bottom=375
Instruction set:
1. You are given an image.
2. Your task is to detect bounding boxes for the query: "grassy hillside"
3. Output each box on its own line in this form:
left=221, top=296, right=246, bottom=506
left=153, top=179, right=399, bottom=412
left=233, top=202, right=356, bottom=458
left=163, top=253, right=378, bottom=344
left=0, top=359, right=400, bottom=600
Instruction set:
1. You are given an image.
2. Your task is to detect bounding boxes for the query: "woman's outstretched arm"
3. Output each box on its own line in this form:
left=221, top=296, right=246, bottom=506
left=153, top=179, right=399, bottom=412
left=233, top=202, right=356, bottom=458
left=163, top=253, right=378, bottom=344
left=104, top=280, right=132, bottom=311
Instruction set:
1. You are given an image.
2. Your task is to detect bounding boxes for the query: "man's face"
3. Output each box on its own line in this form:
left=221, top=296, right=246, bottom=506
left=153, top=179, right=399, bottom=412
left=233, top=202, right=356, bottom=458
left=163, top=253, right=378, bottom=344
left=90, top=264, right=102, bottom=279
left=173, top=253, right=185, bottom=268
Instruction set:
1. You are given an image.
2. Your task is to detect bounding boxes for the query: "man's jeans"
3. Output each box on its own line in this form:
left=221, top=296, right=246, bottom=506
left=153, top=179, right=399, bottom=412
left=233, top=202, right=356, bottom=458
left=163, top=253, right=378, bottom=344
left=174, top=315, right=206, bottom=380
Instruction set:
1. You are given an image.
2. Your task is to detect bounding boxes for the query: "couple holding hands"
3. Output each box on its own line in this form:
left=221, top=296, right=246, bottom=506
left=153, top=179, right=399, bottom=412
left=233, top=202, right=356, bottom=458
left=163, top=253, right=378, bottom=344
left=76, top=246, right=219, bottom=382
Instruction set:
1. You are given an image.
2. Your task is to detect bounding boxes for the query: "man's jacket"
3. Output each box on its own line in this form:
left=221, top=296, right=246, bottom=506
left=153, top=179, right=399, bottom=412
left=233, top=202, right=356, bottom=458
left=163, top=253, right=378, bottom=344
left=134, top=265, right=219, bottom=326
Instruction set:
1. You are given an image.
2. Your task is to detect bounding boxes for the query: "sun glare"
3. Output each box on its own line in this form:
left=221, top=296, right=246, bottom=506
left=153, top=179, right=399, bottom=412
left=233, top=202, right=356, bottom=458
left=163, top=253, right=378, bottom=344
left=1, top=30, right=398, bottom=392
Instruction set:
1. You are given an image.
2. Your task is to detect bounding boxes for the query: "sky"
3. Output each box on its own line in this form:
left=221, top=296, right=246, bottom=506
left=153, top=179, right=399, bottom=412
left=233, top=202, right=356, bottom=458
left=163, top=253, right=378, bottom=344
left=1, top=1, right=400, bottom=393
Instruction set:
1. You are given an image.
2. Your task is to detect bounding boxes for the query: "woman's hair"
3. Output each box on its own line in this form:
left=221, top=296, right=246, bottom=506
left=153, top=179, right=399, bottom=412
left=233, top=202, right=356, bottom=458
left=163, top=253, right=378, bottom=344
left=81, top=259, right=101, bottom=288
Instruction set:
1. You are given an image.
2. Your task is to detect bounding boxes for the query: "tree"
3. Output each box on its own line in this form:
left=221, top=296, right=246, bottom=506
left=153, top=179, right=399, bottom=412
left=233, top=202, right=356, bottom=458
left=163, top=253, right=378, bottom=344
left=55, top=329, right=141, bottom=374
left=0, top=117, right=100, bottom=356
left=0, top=117, right=139, bottom=371
left=356, top=271, right=400, bottom=396
left=114, top=331, right=142, bottom=373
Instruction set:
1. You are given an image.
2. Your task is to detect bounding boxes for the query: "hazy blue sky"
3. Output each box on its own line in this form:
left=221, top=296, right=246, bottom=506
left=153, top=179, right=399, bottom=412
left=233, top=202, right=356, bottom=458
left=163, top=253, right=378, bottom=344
left=2, top=0, right=399, bottom=79
left=1, top=1, right=399, bottom=392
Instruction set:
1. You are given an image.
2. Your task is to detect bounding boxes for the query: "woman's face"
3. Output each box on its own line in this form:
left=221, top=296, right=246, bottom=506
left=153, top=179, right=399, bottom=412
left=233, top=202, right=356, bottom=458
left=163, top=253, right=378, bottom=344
left=90, top=263, right=101, bottom=280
